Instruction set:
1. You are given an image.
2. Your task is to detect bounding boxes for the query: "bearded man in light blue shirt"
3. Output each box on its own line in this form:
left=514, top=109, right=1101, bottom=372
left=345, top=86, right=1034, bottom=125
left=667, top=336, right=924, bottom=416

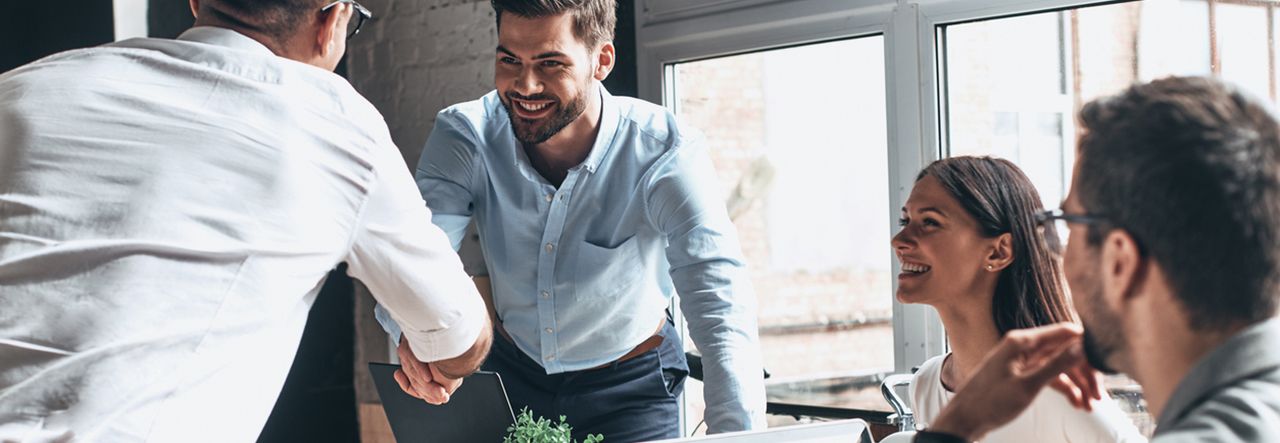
left=374, top=0, right=767, bottom=441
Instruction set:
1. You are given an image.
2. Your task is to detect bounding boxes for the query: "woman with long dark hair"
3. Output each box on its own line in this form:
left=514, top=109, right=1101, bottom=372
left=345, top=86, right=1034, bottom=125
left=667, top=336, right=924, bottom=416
left=893, top=156, right=1141, bottom=441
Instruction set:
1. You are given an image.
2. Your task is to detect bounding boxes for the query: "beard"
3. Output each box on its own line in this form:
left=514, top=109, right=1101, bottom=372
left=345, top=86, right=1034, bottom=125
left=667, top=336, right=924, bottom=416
left=502, top=88, right=589, bottom=146
left=1082, top=327, right=1119, bottom=374
left=1076, top=268, right=1124, bottom=374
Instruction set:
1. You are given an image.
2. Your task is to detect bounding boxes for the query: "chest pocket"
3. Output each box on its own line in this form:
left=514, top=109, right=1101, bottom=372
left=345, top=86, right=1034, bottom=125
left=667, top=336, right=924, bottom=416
left=572, top=235, right=643, bottom=300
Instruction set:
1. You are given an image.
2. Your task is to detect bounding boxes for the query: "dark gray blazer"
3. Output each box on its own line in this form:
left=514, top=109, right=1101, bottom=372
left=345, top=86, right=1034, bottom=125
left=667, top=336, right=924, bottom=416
left=1154, top=318, right=1280, bottom=442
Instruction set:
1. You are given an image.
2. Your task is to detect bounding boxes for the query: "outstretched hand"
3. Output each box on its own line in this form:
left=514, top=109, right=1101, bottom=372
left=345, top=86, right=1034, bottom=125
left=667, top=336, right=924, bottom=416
left=394, top=336, right=464, bottom=405
left=927, top=323, right=1103, bottom=440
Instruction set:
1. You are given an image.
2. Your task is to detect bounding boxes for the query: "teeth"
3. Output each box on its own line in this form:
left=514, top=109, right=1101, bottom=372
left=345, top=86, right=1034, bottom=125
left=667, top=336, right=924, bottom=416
left=901, top=262, right=931, bottom=273
left=518, top=101, right=549, bottom=112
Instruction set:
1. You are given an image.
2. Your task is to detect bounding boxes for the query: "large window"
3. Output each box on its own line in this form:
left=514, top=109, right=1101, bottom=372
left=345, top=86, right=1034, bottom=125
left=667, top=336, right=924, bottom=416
left=668, top=36, right=892, bottom=431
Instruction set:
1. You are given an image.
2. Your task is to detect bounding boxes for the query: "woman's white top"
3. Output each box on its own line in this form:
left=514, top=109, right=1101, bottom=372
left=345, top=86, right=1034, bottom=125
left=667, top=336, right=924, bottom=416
left=910, top=353, right=1147, bottom=442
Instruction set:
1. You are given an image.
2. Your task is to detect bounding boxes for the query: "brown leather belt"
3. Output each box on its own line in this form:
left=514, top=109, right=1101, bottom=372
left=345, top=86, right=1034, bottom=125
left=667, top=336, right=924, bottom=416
left=495, top=317, right=665, bottom=371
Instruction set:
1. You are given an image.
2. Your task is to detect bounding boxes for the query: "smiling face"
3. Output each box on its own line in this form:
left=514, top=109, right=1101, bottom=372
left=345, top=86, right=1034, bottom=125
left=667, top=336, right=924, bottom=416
left=892, top=175, right=1001, bottom=307
left=494, top=12, right=608, bottom=145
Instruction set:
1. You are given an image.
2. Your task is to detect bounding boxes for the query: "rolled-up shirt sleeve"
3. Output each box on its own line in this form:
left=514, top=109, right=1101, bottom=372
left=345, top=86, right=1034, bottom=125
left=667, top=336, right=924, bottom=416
left=371, top=110, right=482, bottom=345
left=644, top=135, right=768, bottom=433
left=346, top=135, right=486, bottom=363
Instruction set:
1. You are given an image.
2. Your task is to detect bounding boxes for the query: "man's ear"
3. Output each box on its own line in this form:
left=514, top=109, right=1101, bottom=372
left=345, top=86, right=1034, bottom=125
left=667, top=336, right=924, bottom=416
left=593, top=42, right=616, bottom=81
left=189, top=0, right=199, bottom=18
left=1100, top=229, right=1145, bottom=307
left=316, top=2, right=345, bottom=58
left=985, top=232, right=1015, bottom=272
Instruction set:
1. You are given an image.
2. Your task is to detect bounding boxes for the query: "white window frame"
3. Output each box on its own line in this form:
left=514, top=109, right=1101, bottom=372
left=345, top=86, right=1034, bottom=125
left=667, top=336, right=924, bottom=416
left=637, top=0, right=1118, bottom=385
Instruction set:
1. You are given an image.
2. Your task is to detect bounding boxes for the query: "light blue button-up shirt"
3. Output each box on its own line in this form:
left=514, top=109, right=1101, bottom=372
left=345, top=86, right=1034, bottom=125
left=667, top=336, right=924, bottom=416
left=375, top=85, right=766, bottom=432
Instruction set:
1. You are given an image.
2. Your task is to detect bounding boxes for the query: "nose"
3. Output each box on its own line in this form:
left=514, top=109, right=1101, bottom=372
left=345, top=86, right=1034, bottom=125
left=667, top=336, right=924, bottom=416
left=891, top=226, right=913, bottom=254
left=513, top=65, right=541, bottom=97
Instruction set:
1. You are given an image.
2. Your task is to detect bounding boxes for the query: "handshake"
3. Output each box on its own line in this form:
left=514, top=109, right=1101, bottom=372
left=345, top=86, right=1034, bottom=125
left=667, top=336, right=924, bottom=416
left=393, top=336, right=470, bottom=405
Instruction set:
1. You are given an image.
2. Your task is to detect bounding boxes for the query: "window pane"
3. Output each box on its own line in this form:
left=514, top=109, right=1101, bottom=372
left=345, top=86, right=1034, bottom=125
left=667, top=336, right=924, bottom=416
left=669, top=36, right=892, bottom=430
left=935, top=0, right=1280, bottom=436
left=1217, top=3, right=1272, bottom=101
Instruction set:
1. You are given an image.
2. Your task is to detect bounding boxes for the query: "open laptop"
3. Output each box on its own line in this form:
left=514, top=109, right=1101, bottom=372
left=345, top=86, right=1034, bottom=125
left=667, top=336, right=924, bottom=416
left=368, top=362, right=516, bottom=443
left=645, top=419, right=873, bottom=443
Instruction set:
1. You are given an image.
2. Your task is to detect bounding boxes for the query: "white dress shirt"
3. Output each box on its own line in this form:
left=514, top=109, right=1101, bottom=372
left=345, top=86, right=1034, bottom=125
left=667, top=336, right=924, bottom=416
left=0, top=27, right=485, bottom=442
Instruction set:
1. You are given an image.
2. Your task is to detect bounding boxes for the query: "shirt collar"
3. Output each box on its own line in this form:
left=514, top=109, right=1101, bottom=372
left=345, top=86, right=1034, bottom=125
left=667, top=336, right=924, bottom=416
left=1156, top=317, right=1280, bottom=431
left=579, top=84, right=620, bottom=174
left=177, top=26, right=275, bottom=56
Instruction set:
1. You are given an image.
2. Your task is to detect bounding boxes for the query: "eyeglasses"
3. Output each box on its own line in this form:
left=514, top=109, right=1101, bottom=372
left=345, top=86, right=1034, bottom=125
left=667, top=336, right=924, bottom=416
left=321, top=0, right=374, bottom=39
left=1035, top=209, right=1109, bottom=248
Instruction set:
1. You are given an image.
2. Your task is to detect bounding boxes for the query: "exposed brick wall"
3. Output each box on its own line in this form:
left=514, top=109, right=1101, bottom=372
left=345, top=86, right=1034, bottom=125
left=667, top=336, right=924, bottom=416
left=346, top=0, right=497, bottom=169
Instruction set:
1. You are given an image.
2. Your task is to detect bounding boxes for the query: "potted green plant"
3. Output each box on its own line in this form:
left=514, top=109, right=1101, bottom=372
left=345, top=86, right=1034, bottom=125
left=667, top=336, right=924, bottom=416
left=504, top=408, right=604, bottom=443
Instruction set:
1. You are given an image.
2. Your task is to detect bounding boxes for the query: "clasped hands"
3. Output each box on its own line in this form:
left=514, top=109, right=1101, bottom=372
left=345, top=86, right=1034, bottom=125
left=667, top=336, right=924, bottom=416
left=393, top=336, right=465, bottom=405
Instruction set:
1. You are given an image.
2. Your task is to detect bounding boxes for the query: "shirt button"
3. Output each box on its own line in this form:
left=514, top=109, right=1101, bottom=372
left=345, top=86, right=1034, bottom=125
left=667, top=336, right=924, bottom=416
left=545, top=243, right=554, bottom=253
left=545, top=194, right=553, bottom=202
left=541, top=291, right=550, bottom=299
left=544, top=328, right=553, bottom=334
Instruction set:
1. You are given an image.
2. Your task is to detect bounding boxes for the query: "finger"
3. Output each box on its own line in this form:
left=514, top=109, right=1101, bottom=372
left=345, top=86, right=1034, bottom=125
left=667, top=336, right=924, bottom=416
left=1088, top=369, right=1105, bottom=401
left=1065, top=368, right=1095, bottom=411
left=398, top=360, right=437, bottom=401
left=428, top=363, right=464, bottom=395
left=393, top=369, right=422, bottom=400
left=398, top=342, right=434, bottom=392
left=1067, top=364, right=1103, bottom=404
left=1050, top=375, right=1088, bottom=411
left=419, top=381, right=450, bottom=405
left=396, top=338, right=423, bottom=381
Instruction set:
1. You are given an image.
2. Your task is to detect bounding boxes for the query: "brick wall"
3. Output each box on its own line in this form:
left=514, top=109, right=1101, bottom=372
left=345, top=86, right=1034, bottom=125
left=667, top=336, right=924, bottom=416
left=347, top=0, right=497, bottom=169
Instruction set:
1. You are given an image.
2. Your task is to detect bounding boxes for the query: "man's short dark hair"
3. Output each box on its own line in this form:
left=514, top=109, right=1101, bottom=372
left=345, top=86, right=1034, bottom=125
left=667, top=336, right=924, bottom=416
left=491, top=0, right=617, bottom=48
left=207, top=0, right=327, bottom=43
left=1077, top=76, right=1280, bottom=330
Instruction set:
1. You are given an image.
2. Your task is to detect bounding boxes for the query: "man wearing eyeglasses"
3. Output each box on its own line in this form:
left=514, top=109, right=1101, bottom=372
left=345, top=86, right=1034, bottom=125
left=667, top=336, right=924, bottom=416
left=373, top=0, right=767, bottom=441
left=0, top=1, right=491, bottom=441
left=913, top=77, right=1280, bottom=442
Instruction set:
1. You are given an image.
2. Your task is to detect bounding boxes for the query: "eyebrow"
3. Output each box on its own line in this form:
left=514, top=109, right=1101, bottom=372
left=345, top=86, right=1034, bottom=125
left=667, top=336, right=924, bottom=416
left=900, top=206, right=947, bottom=217
left=496, top=46, right=569, bottom=60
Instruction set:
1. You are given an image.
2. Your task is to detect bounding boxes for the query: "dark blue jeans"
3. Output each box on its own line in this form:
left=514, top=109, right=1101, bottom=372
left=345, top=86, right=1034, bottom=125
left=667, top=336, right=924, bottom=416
left=482, top=318, right=688, bottom=443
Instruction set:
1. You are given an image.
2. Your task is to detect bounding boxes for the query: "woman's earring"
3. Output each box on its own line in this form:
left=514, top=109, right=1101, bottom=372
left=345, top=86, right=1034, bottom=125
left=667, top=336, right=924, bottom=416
left=986, top=264, right=994, bottom=271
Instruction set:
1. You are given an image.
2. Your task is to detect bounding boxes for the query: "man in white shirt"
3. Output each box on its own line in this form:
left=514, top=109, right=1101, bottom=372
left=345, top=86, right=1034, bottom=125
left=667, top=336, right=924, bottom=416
left=0, top=1, right=490, bottom=441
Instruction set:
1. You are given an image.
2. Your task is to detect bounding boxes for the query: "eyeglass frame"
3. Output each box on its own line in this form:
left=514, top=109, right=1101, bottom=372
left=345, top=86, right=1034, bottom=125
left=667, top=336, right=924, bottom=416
left=1033, top=209, right=1108, bottom=255
left=1034, top=209, right=1109, bottom=228
left=321, top=0, right=374, bottom=39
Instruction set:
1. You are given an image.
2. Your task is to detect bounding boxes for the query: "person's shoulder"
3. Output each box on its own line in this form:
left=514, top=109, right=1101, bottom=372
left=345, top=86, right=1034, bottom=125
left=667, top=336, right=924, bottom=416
left=914, top=354, right=946, bottom=380
left=909, top=354, right=949, bottom=425
left=436, top=91, right=502, bottom=127
left=0, top=44, right=145, bottom=87
left=1161, top=371, right=1280, bottom=441
left=612, top=95, right=700, bottom=149
left=909, top=355, right=946, bottom=399
left=1027, top=388, right=1145, bottom=442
